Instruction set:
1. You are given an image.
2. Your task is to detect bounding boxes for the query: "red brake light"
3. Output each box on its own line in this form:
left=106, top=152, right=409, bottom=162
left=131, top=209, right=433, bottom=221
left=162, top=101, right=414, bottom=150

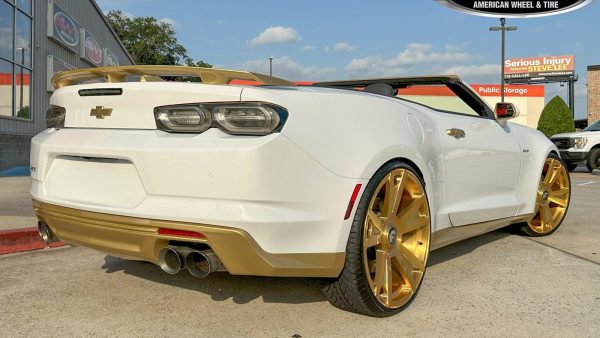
left=344, top=184, right=362, bottom=220
left=157, top=228, right=205, bottom=238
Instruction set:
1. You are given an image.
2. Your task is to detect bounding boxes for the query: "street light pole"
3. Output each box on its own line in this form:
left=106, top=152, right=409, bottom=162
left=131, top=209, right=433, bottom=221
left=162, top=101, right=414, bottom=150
left=269, top=56, right=273, bottom=76
left=16, top=48, right=28, bottom=115
left=490, top=18, right=517, bottom=103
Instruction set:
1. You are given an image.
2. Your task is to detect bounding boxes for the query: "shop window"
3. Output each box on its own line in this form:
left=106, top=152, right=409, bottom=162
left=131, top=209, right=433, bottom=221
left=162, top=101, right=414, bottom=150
left=15, top=66, right=29, bottom=118
left=0, top=59, right=13, bottom=117
left=16, top=0, right=30, bottom=16
left=15, top=10, right=31, bottom=67
left=0, top=1, right=14, bottom=61
left=0, top=0, right=33, bottom=120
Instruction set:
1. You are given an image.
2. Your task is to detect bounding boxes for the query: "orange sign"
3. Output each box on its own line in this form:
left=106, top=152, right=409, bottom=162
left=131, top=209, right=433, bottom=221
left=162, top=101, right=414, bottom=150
left=504, top=55, right=574, bottom=80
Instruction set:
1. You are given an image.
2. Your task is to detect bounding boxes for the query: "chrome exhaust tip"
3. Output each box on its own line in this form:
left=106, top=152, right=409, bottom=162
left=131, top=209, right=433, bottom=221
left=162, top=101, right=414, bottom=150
left=158, top=247, right=183, bottom=274
left=38, top=222, right=57, bottom=245
left=184, top=249, right=222, bottom=279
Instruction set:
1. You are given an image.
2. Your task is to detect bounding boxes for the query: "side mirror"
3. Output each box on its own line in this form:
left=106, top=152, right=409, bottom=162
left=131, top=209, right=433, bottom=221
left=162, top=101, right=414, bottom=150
left=495, top=102, right=520, bottom=120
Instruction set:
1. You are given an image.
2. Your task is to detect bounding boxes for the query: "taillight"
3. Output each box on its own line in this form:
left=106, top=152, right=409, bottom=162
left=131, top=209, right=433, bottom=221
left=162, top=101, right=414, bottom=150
left=155, top=105, right=212, bottom=133
left=46, top=105, right=66, bottom=129
left=153, top=102, right=287, bottom=135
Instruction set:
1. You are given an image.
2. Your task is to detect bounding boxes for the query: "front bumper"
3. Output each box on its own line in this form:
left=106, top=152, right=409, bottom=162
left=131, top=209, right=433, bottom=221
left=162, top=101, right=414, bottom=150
left=33, top=200, right=345, bottom=277
left=559, top=150, right=588, bottom=162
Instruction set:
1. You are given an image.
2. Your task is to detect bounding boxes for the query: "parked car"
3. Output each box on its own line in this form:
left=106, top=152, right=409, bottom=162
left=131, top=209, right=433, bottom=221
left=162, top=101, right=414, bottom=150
left=551, top=119, right=600, bottom=172
left=32, top=66, right=571, bottom=317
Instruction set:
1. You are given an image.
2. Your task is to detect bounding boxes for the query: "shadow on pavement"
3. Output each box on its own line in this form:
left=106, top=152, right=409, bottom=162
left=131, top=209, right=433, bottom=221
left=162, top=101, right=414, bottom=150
left=101, top=255, right=328, bottom=305
left=100, top=228, right=517, bottom=305
left=428, top=229, right=512, bottom=267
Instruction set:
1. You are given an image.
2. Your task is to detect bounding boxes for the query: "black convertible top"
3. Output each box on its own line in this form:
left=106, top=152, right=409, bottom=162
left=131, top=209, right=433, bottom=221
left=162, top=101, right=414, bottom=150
left=313, top=75, right=461, bottom=89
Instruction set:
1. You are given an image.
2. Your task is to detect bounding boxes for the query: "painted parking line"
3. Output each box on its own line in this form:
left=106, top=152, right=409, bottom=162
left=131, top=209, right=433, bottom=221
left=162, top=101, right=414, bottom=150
left=575, top=181, right=600, bottom=186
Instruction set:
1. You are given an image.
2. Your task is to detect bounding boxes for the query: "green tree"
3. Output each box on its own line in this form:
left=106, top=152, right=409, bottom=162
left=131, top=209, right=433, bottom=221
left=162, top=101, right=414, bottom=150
left=106, top=10, right=211, bottom=67
left=537, top=96, right=575, bottom=138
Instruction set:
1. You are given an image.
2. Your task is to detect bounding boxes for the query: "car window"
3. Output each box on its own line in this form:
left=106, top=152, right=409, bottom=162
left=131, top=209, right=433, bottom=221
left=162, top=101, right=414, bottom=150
left=584, top=120, right=600, bottom=131
left=397, top=84, right=482, bottom=117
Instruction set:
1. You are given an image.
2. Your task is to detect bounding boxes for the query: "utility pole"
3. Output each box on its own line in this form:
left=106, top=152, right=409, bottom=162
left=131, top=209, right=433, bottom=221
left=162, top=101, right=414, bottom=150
left=269, top=56, right=273, bottom=76
left=490, top=18, right=517, bottom=103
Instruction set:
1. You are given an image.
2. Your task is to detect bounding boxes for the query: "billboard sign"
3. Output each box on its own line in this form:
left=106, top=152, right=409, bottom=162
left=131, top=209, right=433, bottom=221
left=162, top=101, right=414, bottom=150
left=504, top=55, right=575, bottom=80
left=47, top=2, right=80, bottom=53
left=80, top=29, right=103, bottom=66
left=438, top=0, right=595, bottom=18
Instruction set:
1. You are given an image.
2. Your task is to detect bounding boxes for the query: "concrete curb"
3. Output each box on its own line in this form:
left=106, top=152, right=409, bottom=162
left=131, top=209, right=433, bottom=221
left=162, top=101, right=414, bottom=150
left=0, top=227, right=64, bottom=255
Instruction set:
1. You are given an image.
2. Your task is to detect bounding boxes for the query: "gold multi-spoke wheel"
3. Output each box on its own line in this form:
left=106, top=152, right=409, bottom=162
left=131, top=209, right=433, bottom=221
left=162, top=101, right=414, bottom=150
left=323, top=162, right=431, bottom=317
left=522, top=155, right=571, bottom=236
left=363, top=168, right=430, bottom=309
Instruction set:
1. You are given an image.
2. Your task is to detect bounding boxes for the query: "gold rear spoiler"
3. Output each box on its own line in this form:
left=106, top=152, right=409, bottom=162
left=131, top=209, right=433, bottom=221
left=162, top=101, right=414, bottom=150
left=51, top=65, right=295, bottom=88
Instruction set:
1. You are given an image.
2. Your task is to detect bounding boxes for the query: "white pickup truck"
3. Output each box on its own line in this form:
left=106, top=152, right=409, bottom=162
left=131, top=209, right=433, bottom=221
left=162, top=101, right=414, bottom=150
left=551, top=119, right=600, bottom=172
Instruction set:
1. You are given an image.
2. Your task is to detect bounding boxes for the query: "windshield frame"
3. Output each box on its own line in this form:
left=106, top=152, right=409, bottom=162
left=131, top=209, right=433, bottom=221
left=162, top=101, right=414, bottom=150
left=584, top=120, right=600, bottom=131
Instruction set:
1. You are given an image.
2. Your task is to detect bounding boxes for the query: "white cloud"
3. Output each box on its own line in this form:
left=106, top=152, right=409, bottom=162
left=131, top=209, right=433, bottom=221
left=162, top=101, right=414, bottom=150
left=345, top=43, right=479, bottom=77
left=332, top=42, right=358, bottom=53
left=159, top=17, right=177, bottom=27
left=442, top=64, right=500, bottom=77
left=239, top=56, right=335, bottom=81
left=250, top=26, right=301, bottom=46
left=302, top=45, right=316, bottom=51
left=346, top=56, right=408, bottom=77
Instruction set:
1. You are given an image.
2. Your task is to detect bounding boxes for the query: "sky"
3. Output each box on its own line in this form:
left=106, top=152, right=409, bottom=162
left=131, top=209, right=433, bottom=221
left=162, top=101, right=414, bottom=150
left=96, top=0, right=600, bottom=119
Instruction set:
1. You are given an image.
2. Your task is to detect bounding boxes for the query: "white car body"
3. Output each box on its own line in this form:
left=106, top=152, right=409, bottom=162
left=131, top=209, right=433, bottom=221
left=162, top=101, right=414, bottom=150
left=30, top=67, right=559, bottom=279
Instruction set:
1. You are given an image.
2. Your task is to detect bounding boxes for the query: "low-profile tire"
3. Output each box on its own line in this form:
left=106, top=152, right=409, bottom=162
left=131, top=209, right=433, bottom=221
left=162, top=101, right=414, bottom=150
left=323, top=160, right=431, bottom=317
left=565, top=162, right=578, bottom=172
left=586, top=148, right=600, bottom=172
left=518, top=153, right=571, bottom=237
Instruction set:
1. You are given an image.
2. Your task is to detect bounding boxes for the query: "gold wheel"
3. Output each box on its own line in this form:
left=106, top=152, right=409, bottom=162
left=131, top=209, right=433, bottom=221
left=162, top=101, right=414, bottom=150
left=362, top=168, right=430, bottom=309
left=527, top=157, right=570, bottom=234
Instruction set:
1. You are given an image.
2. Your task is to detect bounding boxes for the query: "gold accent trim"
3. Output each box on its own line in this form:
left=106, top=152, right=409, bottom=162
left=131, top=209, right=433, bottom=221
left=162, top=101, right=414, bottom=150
left=51, top=65, right=295, bottom=89
left=527, top=157, right=570, bottom=234
left=90, top=106, right=112, bottom=119
left=32, top=200, right=344, bottom=277
left=363, top=168, right=431, bottom=309
left=430, top=214, right=533, bottom=250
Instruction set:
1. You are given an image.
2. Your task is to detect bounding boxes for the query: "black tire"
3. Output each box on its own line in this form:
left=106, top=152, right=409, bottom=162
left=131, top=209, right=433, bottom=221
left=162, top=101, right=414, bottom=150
left=323, top=160, right=430, bottom=317
left=565, top=162, right=578, bottom=172
left=518, top=153, right=571, bottom=237
left=586, top=148, right=600, bottom=172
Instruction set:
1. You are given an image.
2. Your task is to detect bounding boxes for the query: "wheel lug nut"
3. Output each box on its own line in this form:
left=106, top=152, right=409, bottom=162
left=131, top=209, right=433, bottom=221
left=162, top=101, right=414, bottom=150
left=417, top=241, right=423, bottom=245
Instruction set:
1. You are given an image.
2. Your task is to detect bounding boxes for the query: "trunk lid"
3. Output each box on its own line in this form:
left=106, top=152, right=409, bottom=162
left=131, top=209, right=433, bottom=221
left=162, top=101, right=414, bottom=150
left=52, top=82, right=243, bottom=129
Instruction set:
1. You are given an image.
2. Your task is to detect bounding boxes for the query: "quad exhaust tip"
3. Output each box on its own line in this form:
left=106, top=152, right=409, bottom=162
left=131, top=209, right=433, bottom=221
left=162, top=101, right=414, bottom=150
left=184, top=249, right=222, bottom=279
left=158, top=246, right=223, bottom=278
left=158, top=247, right=183, bottom=275
left=38, top=222, right=58, bottom=245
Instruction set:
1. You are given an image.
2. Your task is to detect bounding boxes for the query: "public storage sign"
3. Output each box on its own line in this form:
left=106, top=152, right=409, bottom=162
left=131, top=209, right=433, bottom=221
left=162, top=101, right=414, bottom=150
left=504, top=55, right=575, bottom=80
left=437, top=0, right=595, bottom=17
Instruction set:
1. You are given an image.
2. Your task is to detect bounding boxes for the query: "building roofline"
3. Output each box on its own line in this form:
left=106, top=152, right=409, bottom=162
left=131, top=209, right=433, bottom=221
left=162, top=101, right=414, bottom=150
left=89, top=0, right=136, bottom=65
left=588, top=65, right=600, bottom=71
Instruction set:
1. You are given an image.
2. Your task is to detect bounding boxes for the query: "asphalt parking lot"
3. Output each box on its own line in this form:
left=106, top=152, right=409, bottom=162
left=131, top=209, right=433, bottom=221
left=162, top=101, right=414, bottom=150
left=1, top=172, right=599, bottom=337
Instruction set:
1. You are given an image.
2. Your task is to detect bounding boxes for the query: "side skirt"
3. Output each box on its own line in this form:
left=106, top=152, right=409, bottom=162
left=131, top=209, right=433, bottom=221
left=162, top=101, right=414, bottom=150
left=430, top=214, right=532, bottom=251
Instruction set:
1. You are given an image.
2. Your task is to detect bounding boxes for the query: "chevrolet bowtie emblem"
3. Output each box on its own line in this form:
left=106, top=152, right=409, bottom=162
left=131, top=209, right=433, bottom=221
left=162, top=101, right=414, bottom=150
left=90, top=106, right=113, bottom=119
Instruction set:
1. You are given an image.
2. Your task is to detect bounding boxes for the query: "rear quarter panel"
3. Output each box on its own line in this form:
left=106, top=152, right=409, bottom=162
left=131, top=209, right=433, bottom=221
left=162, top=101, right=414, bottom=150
left=241, top=87, right=449, bottom=230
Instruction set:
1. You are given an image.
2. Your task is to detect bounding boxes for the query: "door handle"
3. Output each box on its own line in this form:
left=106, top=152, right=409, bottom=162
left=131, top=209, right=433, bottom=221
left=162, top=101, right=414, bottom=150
left=446, top=128, right=466, bottom=138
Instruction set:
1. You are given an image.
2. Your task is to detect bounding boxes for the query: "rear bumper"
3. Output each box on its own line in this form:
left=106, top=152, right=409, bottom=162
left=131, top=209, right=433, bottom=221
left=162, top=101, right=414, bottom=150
left=30, top=128, right=365, bottom=255
left=559, top=150, right=588, bottom=162
left=33, top=200, right=345, bottom=277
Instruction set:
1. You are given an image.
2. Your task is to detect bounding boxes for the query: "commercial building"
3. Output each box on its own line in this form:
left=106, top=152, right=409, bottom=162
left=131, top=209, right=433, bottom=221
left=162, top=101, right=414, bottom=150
left=0, top=0, right=132, bottom=171
left=588, top=65, right=600, bottom=124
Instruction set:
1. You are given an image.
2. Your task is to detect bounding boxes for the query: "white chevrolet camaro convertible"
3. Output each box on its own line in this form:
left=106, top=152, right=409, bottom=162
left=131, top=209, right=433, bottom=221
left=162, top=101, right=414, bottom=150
left=32, top=66, right=571, bottom=317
